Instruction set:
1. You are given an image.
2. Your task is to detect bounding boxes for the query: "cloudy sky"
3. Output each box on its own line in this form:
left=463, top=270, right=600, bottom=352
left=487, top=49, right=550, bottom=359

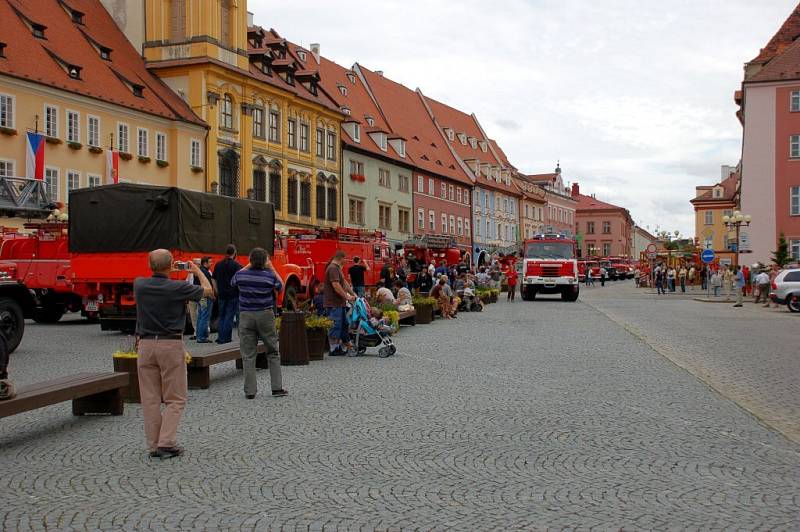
left=251, top=0, right=796, bottom=237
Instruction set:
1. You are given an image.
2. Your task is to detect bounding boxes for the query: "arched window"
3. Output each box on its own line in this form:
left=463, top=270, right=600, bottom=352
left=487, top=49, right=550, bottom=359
left=220, top=94, right=233, bottom=129
left=218, top=149, right=239, bottom=197
left=170, top=0, right=186, bottom=40
left=327, top=186, right=337, bottom=221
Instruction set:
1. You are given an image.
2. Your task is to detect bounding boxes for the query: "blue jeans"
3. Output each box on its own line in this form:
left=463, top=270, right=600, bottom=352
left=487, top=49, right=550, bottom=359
left=195, top=298, right=211, bottom=341
left=217, top=298, right=237, bottom=343
left=326, top=306, right=349, bottom=343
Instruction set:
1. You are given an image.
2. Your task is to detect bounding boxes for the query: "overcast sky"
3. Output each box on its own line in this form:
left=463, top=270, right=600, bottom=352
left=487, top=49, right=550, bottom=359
left=251, top=0, right=796, bottom=238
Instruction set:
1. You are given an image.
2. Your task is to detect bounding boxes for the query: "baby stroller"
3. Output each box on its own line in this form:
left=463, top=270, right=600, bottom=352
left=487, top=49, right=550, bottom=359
left=458, top=287, right=483, bottom=312
left=346, top=298, right=397, bottom=358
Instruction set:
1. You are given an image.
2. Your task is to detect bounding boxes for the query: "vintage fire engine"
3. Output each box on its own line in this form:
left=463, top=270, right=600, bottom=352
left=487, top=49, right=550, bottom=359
left=401, top=235, right=466, bottom=284
left=520, top=234, right=579, bottom=301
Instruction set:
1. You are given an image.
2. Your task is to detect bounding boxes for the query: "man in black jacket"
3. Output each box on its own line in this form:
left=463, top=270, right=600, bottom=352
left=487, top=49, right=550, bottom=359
left=213, top=244, right=241, bottom=344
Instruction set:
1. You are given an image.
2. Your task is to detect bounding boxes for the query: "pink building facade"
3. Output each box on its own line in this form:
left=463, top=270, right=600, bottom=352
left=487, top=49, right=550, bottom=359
left=571, top=183, right=633, bottom=258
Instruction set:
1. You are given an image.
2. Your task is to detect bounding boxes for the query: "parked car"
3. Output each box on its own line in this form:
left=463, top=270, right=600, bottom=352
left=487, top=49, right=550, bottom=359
left=770, top=268, right=800, bottom=312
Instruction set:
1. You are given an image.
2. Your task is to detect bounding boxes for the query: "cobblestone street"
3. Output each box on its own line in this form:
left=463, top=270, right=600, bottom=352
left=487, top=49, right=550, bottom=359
left=1, top=283, right=799, bottom=530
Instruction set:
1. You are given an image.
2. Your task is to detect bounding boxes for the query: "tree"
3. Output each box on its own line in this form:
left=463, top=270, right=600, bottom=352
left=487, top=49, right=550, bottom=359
left=772, top=233, right=790, bottom=267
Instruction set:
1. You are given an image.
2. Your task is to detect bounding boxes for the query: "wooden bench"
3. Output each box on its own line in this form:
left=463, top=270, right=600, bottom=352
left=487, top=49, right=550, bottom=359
left=187, top=344, right=266, bottom=389
left=398, top=309, right=417, bottom=326
left=0, top=372, right=128, bottom=418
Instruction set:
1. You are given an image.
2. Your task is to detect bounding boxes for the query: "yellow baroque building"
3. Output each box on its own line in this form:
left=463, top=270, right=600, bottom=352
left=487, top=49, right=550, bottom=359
left=113, top=0, right=345, bottom=231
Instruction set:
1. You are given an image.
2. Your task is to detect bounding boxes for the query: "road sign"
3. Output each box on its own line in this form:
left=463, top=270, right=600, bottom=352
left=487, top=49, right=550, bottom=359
left=646, top=243, right=657, bottom=253
left=701, top=249, right=716, bottom=263
left=647, top=251, right=657, bottom=259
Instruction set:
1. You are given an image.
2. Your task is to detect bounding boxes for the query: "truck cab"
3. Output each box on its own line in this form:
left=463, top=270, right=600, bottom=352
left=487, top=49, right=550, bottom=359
left=521, top=234, right=579, bottom=301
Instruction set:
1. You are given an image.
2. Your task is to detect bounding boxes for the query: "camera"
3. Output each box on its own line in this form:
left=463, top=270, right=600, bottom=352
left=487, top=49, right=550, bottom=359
left=174, top=261, right=190, bottom=270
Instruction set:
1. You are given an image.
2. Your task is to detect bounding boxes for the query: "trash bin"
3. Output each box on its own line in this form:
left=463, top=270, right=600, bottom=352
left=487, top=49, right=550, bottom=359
left=278, top=312, right=309, bottom=366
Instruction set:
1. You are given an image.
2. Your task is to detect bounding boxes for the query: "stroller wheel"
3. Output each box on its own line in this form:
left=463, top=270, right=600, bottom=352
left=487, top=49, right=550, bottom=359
left=378, top=346, right=393, bottom=358
left=390, top=345, right=397, bottom=356
left=357, top=345, right=367, bottom=355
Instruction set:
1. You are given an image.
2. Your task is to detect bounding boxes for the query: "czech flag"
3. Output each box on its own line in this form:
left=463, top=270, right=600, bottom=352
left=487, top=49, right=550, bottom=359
left=106, top=150, right=119, bottom=184
left=26, top=132, right=45, bottom=180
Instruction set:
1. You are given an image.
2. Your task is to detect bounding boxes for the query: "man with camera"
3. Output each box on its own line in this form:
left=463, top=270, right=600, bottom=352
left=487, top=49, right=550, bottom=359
left=134, top=249, right=213, bottom=459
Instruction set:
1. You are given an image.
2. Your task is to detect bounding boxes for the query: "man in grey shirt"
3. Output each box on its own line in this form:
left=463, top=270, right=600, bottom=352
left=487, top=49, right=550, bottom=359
left=134, top=249, right=213, bottom=459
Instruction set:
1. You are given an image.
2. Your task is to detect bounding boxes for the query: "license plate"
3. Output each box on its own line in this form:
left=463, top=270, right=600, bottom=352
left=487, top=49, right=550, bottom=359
left=543, top=278, right=556, bottom=283
left=85, top=301, right=98, bottom=312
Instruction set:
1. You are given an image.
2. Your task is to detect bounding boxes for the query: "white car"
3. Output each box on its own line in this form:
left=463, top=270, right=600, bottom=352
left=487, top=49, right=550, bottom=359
left=770, top=267, right=800, bottom=312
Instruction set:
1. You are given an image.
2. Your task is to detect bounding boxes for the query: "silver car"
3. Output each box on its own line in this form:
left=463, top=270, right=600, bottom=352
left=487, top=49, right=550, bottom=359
left=770, top=267, right=800, bottom=312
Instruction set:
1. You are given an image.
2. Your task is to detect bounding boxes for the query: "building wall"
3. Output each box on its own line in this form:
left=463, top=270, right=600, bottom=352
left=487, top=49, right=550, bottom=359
left=342, top=149, right=413, bottom=244
left=632, top=227, right=657, bottom=259
left=0, top=75, right=206, bottom=207
left=412, top=172, right=472, bottom=250
left=577, top=211, right=631, bottom=258
left=520, top=198, right=546, bottom=239
left=472, top=187, right=520, bottom=254
left=773, top=85, right=800, bottom=260
left=100, top=0, right=145, bottom=53
left=693, top=203, right=736, bottom=252
left=543, top=193, right=576, bottom=236
left=740, top=83, right=777, bottom=263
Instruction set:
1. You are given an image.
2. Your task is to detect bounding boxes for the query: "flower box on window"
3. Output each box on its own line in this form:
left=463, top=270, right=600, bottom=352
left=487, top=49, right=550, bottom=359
left=191, top=166, right=204, bottom=174
left=45, top=136, right=62, bottom=145
left=0, top=126, right=17, bottom=136
left=156, top=159, right=169, bottom=168
left=138, top=155, right=151, bottom=164
left=350, top=173, right=365, bottom=183
left=88, top=146, right=103, bottom=154
left=118, top=152, right=132, bottom=161
left=67, top=141, right=82, bottom=150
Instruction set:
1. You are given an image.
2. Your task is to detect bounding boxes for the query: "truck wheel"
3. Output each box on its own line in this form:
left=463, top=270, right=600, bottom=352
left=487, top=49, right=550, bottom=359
left=521, top=287, right=535, bottom=301
left=32, top=305, right=65, bottom=324
left=0, top=297, right=24, bottom=353
left=562, top=289, right=579, bottom=302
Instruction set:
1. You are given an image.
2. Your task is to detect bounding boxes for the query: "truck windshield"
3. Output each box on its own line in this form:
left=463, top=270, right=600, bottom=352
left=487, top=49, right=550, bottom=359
left=524, top=242, right=574, bottom=260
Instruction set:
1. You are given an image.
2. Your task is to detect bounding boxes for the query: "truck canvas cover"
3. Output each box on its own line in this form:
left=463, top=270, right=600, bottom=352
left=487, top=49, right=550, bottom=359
left=68, top=184, right=274, bottom=255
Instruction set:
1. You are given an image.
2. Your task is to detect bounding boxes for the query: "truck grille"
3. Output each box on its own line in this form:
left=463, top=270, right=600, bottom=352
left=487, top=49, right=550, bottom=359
left=541, top=266, right=561, bottom=278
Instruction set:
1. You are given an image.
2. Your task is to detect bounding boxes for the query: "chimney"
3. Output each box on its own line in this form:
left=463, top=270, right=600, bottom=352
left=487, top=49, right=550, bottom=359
left=310, top=43, right=320, bottom=64
left=375, top=70, right=384, bottom=76
left=571, top=182, right=579, bottom=197
left=247, top=11, right=254, bottom=26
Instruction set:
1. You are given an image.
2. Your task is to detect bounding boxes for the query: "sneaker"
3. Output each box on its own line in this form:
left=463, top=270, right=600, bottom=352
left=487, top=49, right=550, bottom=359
left=196, top=339, right=212, bottom=344
left=329, top=347, right=345, bottom=356
left=245, top=394, right=256, bottom=399
left=189, top=336, right=196, bottom=340
left=272, top=389, right=288, bottom=397
left=155, top=446, right=183, bottom=459
left=733, top=304, right=743, bottom=307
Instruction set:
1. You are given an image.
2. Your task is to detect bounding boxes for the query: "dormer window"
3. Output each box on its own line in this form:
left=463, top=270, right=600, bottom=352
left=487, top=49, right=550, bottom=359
left=469, top=137, right=477, bottom=149
left=458, top=133, right=466, bottom=145
left=341, top=106, right=351, bottom=116
left=480, top=141, right=488, bottom=152
left=297, top=50, right=306, bottom=61
left=338, top=84, right=347, bottom=96
left=353, top=123, right=360, bottom=142
left=71, top=10, right=85, bottom=24
left=309, top=81, right=318, bottom=95
left=369, top=131, right=387, bottom=151
left=32, top=23, right=46, bottom=39
left=68, top=64, right=82, bottom=79
left=445, top=128, right=454, bottom=141
left=713, top=186, right=723, bottom=199
left=389, top=138, right=406, bottom=158
left=99, top=47, right=111, bottom=61
left=347, top=72, right=356, bottom=84
left=366, top=116, right=374, bottom=127
left=0, top=42, right=6, bottom=58
left=285, top=72, right=294, bottom=85
left=262, top=61, right=271, bottom=74
left=132, top=84, right=144, bottom=97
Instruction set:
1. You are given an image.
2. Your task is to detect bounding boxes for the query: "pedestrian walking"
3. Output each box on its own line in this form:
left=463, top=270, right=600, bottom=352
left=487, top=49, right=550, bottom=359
left=700, top=265, right=708, bottom=290
left=655, top=265, right=664, bottom=294
left=599, top=267, right=606, bottom=287
left=667, top=267, right=676, bottom=292
left=506, top=267, right=518, bottom=301
left=755, top=269, right=771, bottom=306
left=347, top=256, right=368, bottom=298
left=722, top=266, right=734, bottom=301
left=634, top=267, right=641, bottom=287
left=325, top=250, right=356, bottom=356
left=733, top=265, right=745, bottom=307
left=711, top=270, right=722, bottom=297
left=187, top=257, right=214, bottom=343
left=134, top=249, right=213, bottom=459
left=213, top=244, right=242, bottom=344
left=688, top=266, right=696, bottom=290
left=679, top=265, right=687, bottom=292
left=232, top=247, right=286, bottom=399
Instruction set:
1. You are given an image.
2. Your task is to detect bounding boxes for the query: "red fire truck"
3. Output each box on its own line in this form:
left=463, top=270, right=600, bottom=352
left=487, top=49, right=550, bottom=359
left=283, top=227, right=391, bottom=293
left=402, top=235, right=466, bottom=284
left=520, top=234, right=580, bottom=301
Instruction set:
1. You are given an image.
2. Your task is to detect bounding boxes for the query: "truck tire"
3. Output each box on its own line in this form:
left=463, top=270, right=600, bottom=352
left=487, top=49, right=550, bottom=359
left=521, top=287, right=536, bottom=301
left=562, top=288, right=580, bottom=302
left=0, top=297, right=25, bottom=353
left=32, top=305, right=65, bottom=324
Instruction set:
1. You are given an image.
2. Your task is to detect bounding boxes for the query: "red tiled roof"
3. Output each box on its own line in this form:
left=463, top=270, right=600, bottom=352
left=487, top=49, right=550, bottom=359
left=526, top=173, right=559, bottom=183
left=691, top=170, right=739, bottom=203
left=357, top=65, right=473, bottom=185
left=750, top=3, right=800, bottom=64
left=573, top=193, right=624, bottom=211
left=748, top=38, right=800, bottom=82
left=0, top=0, right=205, bottom=126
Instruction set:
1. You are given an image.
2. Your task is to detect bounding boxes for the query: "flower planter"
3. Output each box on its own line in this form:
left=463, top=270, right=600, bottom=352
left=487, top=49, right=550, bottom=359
left=415, top=304, right=433, bottom=324
left=112, top=355, right=140, bottom=403
left=138, top=156, right=151, bottom=163
left=156, top=159, right=169, bottom=168
left=45, top=137, right=62, bottom=145
left=191, top=166, right=204, bottom=173
left=306, top=328, right=328, bottom=361
left=0, top=126, right=17, bottom=136
left=88, top=146, right=103, bottom=154
left=67, top=141, right=82, bottom=150
left=118, top=152, right=132, bottom=161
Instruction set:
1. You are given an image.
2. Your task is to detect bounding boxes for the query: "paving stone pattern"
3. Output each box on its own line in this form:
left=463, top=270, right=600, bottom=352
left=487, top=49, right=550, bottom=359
left=1, top=287, right=798, bottom=530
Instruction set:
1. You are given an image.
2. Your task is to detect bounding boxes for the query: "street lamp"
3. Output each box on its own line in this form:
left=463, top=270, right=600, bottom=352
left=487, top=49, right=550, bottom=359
left=722, top=211, right=752, bottom=268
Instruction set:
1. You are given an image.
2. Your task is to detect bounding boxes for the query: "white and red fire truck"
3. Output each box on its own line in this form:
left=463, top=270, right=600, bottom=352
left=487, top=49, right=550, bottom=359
left=520, top=234, right=580, bottom=301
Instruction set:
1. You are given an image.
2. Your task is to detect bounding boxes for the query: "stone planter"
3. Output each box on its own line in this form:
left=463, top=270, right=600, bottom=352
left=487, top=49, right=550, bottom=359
left=306, top=328, right=328, bottom=361
left=112, top=356, right=140, bottom=403
left=415, top=304, right=433, bottom=324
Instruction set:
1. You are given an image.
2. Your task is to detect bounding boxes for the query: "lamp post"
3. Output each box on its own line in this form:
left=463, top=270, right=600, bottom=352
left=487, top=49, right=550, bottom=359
left=722, top=211, right=752, bottom=269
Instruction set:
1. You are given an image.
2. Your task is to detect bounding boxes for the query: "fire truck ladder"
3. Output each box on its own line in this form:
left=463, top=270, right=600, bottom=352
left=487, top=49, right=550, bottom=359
left=0, top=176, right=53, bottom=217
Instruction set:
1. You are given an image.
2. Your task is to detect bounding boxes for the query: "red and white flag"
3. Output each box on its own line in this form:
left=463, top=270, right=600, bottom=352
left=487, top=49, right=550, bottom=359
left=106, top=150, right=119, bottom=184
left=26, top=132, right=45, bottom=180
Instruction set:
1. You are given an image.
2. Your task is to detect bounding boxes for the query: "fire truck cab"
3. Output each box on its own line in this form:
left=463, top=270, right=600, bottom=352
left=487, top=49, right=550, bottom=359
left=521, top=234, right=579, bottom=301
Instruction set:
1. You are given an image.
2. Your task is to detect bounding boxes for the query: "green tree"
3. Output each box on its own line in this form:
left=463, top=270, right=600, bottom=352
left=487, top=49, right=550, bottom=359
left=772, top=233, right=790, bottom=267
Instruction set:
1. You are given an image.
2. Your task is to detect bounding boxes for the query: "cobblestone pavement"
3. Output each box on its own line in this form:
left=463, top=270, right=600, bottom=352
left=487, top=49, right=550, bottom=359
left=582, top=280, right=800, bottom=444
left=1, top=288, right=799, bottom=530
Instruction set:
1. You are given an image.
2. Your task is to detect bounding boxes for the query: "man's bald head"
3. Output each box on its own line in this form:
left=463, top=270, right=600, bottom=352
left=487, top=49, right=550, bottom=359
left=149, top=249, right=173, bottom=273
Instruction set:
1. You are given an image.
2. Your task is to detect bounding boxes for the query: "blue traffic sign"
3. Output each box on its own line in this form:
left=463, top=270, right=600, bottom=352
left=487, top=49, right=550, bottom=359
left=701, top=249, right=716, bottom=263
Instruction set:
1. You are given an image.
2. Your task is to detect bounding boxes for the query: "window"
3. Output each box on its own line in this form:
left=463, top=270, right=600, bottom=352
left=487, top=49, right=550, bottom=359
left=253, top=107, right=265, bottom=138
left=457, top=218, right=463, bottom=236
left=170, top=0, right=186, bottom=38
left=398, top=209, right=410, bottom=233
left=327, top=187, right=337, bottom=221
left=287, top=176, right=298, bottom=214
left=417, top=208, right=424, bottom=228
left=353, top=124, right=361, bottom=143
left=299, top=123, right=310, bottom=152
left=418, top=175, right=424, bottom=192
left=88, top=174, right=101, bottom=188
left=269, top=171, right=281, bottom=209
left=457, top=188, right=462, bottom=204
left=137, top=128, right=148, bottom=157
left=586, top=221, right=595, bottom=234
left=66, top=110, right=80, bottom=143
left=349, top=160, right=364, bottom=177
left=602, top=221, right=611, bottom=234
left=603, top=243, right=612, bottom=256
left=87, top=116, right=99, bottom=147
left=118, top=123, right=129, bottom=153
left=316, top=127, right=324, bottom=156
left=0, top=160, right=14, bottom=177
left=429, top=210, right=435, bottom=230
left=269, top=111, right=280, bottom=142
left=156, top=133, right=167, bottom=162
left=44, top=167, right=59, bottom=201
left=449, top=185, right=454, bottom=201
left=287, top=119, right=297, bottom=148
left=67, top=170, right=81, bottom=193
left=705, top=210, right=714, bottom=225
left=792, top=135, right=800, bottom=158
left=221, top=94, right=234, bottom=130
left=441, top=213, right=447, bottom=233
left=502, top=198, right=508, bottom=212
left=326, top=131, right=336, bottom=160
left=316, top=184, right=326, bottom=219
left=379, top=168, right=390, bottom=188
left=190, top=139, right=201, bottom=167
left=0, top=94, right=14, bottom=128
left=379, top=204, right=392, bottom=230
left=300, top=181, right=311, bottom=216
left=45, top=105, right=58, bottom=137
left=441, top=183, right=446, bottom=199
left=791, top=186, right=799, bottom=215
left=349, top=197, right=364, bottom=225
left=465, top=220, right=470, bottom=238
left=428, top=178, right=434, bottom=195
left=791, top=239, right=800, bottom=260
left=792, top=91, right=800, bottom=112
left=398, top=175, right=409, bottom=193
left=449, top=215, right=455, bottom=235
left=464, top=189, right=469, bottom=205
